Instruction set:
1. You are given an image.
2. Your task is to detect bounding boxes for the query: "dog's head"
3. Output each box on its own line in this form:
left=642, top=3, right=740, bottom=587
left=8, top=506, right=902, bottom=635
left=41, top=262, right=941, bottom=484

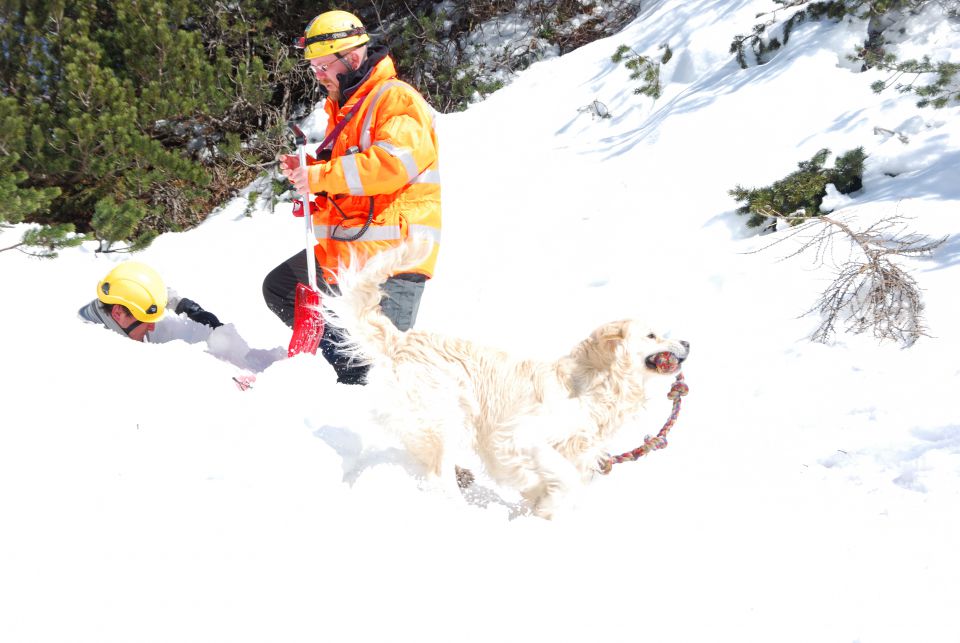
left=584, top=319, right=690, bottom=382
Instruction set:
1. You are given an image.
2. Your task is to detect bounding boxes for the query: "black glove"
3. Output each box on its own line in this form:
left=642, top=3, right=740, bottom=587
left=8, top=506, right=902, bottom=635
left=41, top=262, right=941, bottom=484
left=175, top=297, right=223, bottom=329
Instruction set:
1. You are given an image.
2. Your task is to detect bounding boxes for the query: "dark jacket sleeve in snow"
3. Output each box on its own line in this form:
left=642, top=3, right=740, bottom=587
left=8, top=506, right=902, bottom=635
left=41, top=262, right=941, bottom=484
left=175, top=297, right=222, bottom=329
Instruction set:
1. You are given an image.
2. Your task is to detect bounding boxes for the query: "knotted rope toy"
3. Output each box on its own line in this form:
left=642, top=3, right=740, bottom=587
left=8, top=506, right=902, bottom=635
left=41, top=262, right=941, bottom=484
left=598, top=351, right=690, bottom=475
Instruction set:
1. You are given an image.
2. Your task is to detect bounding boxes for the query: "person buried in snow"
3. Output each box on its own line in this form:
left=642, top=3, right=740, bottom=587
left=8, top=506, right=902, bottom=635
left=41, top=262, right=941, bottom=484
left=79, top=261, right=221, bottom=343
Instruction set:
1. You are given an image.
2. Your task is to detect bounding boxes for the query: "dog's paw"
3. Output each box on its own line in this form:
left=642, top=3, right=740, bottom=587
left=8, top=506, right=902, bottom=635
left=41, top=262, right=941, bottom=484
left=533, top=506, right=556, bottom=520
left=455, top=465, right=475, bottom=489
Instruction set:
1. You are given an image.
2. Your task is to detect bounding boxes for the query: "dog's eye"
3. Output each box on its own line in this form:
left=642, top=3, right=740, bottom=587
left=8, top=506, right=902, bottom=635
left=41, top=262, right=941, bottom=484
left=646, top=333, right=657, bottom=339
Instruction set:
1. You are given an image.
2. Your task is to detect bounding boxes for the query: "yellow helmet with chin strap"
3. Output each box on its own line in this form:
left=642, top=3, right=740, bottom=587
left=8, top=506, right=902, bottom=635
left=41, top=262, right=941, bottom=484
left=97, top=261, right=167, bottom=323
left=299, top=10, right=369, bottom=59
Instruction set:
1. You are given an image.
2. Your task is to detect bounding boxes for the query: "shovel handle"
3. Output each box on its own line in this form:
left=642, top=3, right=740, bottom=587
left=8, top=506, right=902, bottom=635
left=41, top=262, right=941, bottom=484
left=288, top=122, right=317, bottom=291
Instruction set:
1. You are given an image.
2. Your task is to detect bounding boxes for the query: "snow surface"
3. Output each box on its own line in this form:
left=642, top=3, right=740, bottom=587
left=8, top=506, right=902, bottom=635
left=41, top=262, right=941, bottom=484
left=2, top=2, right=959, bottom=642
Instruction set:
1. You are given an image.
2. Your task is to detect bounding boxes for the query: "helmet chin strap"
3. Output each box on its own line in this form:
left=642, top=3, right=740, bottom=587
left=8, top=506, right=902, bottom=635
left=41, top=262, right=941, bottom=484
left=121, top=319, right=144, bottom=336
left=110, top=304, right=144, bottom=336
left=335, top=50, right=356, bottom=73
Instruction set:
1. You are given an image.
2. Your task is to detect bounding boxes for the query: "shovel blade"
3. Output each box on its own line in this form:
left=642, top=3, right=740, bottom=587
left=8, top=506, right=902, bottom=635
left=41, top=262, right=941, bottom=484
left=288, top=283, right=324, bottom=357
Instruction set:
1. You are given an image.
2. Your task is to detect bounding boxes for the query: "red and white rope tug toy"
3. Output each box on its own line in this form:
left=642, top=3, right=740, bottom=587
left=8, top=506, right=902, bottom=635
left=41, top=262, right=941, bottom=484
left=598, top=351, right=690, bottom=475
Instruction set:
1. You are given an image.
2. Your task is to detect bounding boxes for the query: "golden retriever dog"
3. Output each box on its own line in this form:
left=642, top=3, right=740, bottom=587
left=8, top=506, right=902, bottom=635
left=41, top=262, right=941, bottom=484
left=323, top=238, right=690, bottom=519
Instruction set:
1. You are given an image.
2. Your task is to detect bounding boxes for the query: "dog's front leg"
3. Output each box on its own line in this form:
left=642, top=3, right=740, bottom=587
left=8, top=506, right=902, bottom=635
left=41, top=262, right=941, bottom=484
left=509, top=416, right=584, bottom=519
left=526, top=444, right=585, bottom=519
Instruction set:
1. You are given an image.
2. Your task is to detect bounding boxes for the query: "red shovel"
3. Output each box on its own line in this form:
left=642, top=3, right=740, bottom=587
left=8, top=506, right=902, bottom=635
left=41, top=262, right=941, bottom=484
left=287, top=123, right=324, bottom=357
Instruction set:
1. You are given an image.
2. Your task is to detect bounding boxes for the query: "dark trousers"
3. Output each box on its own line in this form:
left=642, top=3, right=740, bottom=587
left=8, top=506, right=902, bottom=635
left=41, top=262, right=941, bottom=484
left=262, top=250, right=425, bottom=385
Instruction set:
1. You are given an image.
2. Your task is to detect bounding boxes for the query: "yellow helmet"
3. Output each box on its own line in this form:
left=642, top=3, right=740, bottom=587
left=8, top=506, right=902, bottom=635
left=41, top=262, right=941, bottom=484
left=299, top=10, right=369, bottom=60
left=97, top=261, right=167, bottom=323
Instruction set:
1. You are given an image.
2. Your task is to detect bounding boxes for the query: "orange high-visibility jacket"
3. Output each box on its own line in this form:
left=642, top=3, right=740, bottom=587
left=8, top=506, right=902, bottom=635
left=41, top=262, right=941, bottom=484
left=306, top=55, right=441, bottom=285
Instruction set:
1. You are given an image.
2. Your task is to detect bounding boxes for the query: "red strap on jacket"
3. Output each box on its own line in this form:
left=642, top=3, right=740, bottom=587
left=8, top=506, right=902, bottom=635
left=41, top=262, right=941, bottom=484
left=291, top=199, right=320, bottom=218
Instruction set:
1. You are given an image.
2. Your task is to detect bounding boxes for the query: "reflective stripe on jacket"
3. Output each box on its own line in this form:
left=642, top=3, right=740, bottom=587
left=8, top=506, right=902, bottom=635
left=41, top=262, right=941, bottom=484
left=306, top=56, right=441, bottom=284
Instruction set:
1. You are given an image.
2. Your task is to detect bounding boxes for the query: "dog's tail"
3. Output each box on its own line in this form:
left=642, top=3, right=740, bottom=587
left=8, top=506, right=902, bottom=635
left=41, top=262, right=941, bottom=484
left=321, top=235, right=434, bottom=363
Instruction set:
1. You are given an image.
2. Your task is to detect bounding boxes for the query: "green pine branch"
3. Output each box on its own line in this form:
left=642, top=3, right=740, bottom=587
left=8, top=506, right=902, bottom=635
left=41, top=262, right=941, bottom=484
left=612, top=43, right=672, bottom=99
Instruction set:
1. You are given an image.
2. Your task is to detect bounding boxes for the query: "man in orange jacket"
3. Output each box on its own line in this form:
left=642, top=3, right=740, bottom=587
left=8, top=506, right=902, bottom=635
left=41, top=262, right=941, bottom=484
left=265, top=9, right=441, bottom=385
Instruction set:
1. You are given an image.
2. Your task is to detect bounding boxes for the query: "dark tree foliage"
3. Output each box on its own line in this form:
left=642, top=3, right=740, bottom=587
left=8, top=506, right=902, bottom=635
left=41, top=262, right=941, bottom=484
left=0, top=0, right=642, bottom=254
left=347, top=0, right=643, bottom=112
left=0, top=0, right=316, bottom=251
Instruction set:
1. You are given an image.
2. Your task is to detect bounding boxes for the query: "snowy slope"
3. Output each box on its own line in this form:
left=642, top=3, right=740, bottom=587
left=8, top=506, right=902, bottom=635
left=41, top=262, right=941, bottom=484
left=1, top=2, right=958, bottom=642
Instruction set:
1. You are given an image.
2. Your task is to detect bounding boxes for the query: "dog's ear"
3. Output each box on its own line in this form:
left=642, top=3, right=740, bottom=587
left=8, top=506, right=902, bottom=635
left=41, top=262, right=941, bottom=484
left=574, top=320, right=632, bottom=369
left=595, top=320, right=629, bottom=353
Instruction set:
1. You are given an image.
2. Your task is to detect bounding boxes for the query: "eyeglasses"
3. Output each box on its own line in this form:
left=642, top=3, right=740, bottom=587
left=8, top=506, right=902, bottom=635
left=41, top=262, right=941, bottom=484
left=310, top=58, right=339, bottom=73
left=309, top=52, right=352, bottom=74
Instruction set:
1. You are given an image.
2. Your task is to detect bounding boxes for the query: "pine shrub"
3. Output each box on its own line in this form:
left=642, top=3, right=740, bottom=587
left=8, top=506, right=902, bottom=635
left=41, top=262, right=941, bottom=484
left=729, top=148, right=867, bottom=228
left=0, top=1, right=304, bottom=252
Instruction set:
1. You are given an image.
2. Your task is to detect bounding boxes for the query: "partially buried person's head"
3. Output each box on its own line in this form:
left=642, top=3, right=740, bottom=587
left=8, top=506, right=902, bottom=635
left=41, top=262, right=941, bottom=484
left=95, top=261, right=168, bottom=341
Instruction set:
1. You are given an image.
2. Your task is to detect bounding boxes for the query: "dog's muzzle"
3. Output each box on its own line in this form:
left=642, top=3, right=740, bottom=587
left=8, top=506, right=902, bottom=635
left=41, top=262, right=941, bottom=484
left=646, top=341, right=690, bottom=374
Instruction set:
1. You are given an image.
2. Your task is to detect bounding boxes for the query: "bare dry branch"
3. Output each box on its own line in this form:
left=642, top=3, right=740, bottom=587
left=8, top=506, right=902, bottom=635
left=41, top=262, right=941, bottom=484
left=752, top=205, right=948, bottom=347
